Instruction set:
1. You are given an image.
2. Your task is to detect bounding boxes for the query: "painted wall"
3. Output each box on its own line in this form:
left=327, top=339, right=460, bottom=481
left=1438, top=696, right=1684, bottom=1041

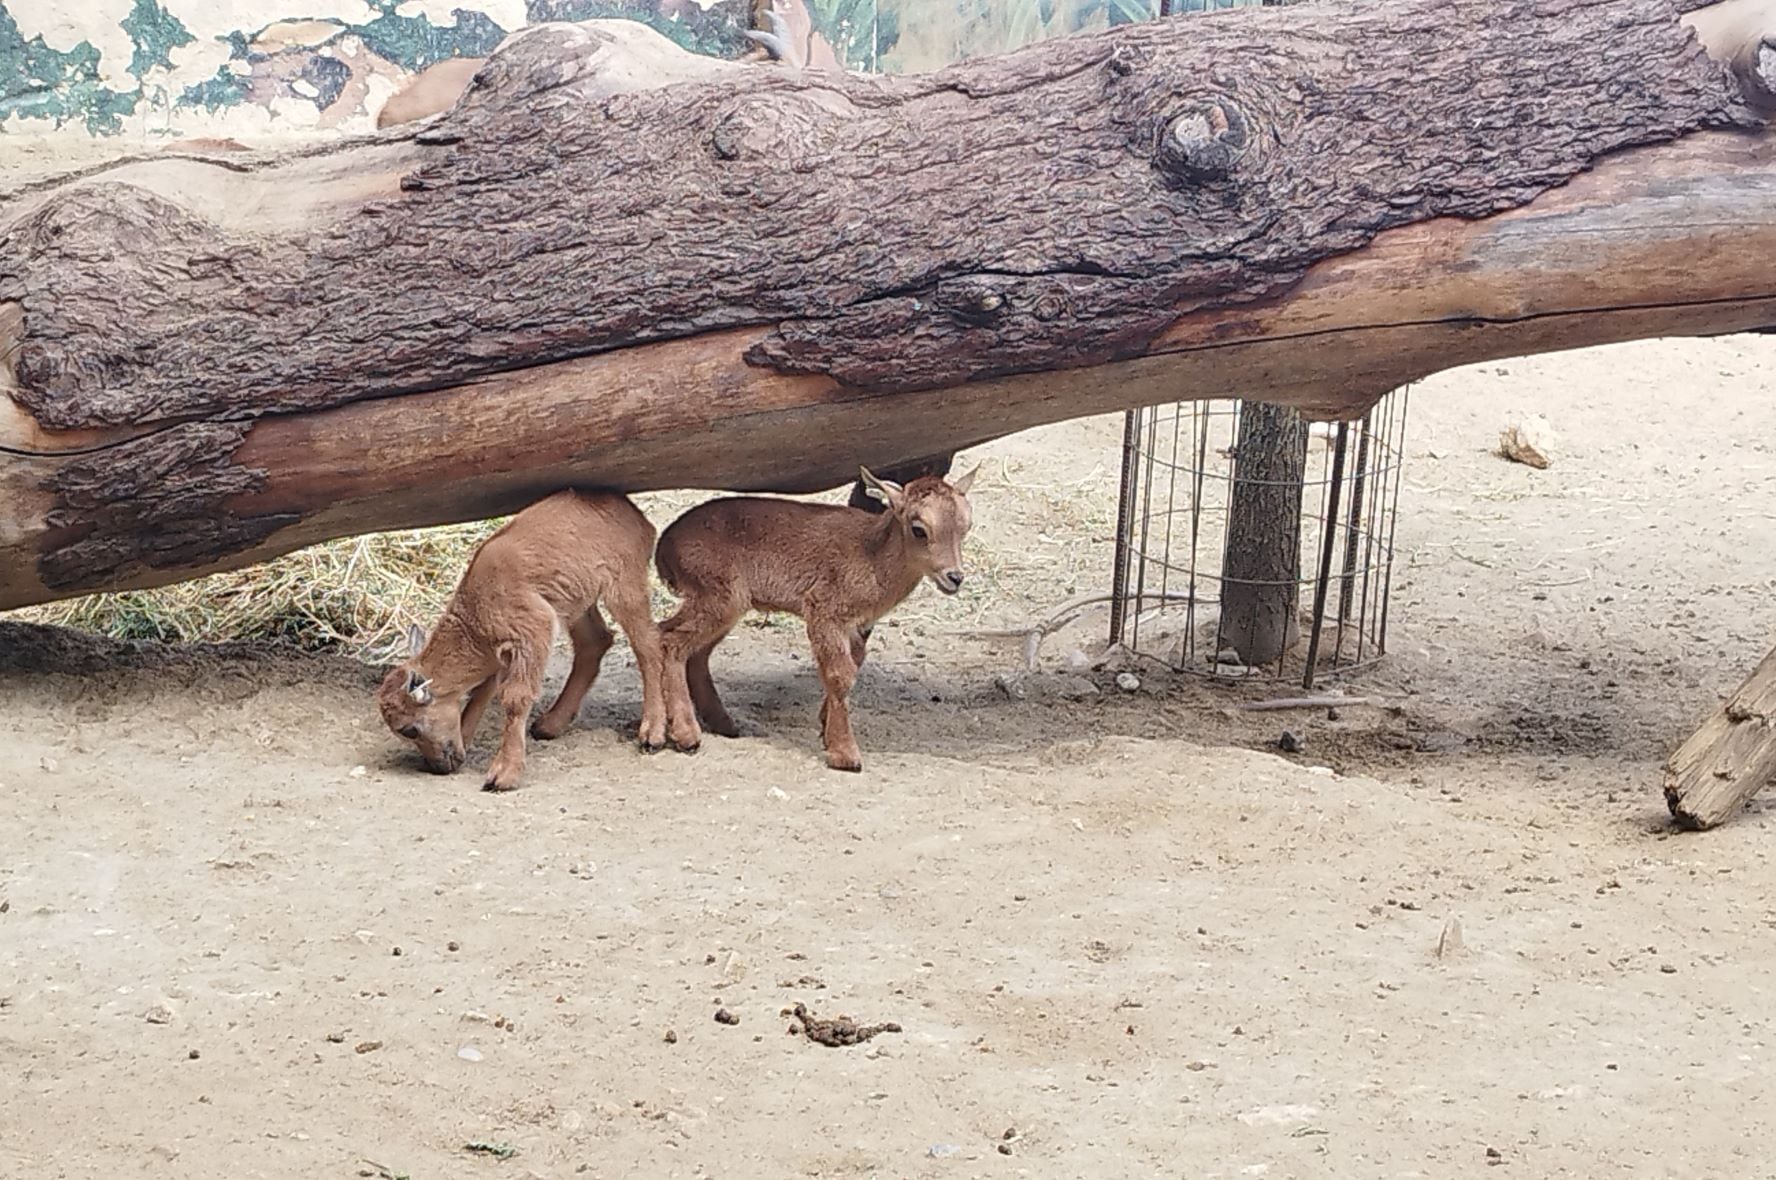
left=0, top=0, right=1257, bottom=140
left=0, top=0, right=759, bottom=138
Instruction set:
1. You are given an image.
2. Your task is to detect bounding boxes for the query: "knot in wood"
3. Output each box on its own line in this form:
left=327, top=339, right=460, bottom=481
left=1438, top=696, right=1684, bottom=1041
left=1032, top=289, right=1070, bottom=322
left=707, top=94, right=831, bottom=163
left=1155, top=96, right=1250, bottom=185
left=1104, top=43, right=1149, bottom=78
left=936, top=278, right=1011, bottom=327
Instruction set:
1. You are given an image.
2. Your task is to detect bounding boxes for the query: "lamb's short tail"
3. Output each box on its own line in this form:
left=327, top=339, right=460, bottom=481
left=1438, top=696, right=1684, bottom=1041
left=653, top=530, right=687, bottom=596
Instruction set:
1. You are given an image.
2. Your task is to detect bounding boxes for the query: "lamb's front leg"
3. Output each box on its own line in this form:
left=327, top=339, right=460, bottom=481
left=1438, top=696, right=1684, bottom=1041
left=459, top=675, right=498, bottom=746
left=484, top=632, right=549, bottom=792
left=807, top=620, right=862, bottom=773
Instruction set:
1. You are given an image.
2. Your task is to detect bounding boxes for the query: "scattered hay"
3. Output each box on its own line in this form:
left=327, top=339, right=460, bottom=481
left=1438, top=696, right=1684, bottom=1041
left=11, top=522, right=503, bottom=659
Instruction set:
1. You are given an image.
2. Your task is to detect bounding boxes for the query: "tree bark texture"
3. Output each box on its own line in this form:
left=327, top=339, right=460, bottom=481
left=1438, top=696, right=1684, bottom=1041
left=1664, top=643, right=1776, bottom=829
left=1, top=0, right=1771, bottom=609
left=1218, top=403, right=1307, bottom=666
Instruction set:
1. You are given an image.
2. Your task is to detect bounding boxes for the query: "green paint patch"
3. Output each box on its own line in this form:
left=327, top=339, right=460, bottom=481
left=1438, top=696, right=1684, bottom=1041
left=353, top=4, right=508, bottom=72
left=177, top=65, right=247, bottom=112
left=121, top=0, right=195, bottom=79
left=0, top=2, right=140, bottom=133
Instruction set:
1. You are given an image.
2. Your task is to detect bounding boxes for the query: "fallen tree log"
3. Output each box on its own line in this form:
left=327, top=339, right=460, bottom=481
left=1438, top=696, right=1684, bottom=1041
left=2, top=0, right=1773, bottom=610
left=1664, top=643, right=1776, bottom=829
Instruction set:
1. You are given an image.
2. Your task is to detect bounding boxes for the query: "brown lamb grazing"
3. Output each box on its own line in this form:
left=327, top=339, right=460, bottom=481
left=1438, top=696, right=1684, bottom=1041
left=655, top=467, right=977, bottom=772
left=376, top=489, right=681, bottom=791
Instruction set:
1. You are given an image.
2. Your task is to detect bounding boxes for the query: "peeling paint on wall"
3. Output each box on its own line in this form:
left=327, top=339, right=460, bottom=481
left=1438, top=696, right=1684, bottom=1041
left=120, top=0, right=193, bottom=78
left=0, top=0, right=765, bottom=138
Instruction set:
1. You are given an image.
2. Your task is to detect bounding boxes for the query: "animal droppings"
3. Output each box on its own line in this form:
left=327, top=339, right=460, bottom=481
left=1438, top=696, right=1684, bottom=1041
left=783, top=1003, right=901, bottom=1047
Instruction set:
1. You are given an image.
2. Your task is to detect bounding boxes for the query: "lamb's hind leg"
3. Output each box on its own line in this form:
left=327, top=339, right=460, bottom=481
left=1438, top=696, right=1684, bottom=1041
left=484, top=600, right=553, bottom=792
left=687, top=632, right=740, bottom=738
left=531, top=609, right=613, bottom=741
left=659, top=593, right=745, bottom=753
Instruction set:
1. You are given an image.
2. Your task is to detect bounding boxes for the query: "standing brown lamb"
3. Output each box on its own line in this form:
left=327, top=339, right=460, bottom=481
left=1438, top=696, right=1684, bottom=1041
left=654, top=467, right=977, bottom=772
left=377, top=489, right=678, bottom=791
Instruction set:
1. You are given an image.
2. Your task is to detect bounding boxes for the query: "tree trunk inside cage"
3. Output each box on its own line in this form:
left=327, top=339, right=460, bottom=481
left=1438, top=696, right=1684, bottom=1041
left=1108, top=387, right=1410, bottom=683
left=1218, top=404, right=1309, bottom=666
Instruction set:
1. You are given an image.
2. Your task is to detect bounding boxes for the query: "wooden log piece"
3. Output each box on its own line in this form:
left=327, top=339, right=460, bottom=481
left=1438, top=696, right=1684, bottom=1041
left=1, top=0, right=1771, bottom=609
left=1665, top=644, right=1776, bottom=829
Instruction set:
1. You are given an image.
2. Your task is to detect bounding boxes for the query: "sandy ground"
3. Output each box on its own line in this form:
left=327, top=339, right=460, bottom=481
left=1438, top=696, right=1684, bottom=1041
left=5, top=330, right=1776, bottom=1178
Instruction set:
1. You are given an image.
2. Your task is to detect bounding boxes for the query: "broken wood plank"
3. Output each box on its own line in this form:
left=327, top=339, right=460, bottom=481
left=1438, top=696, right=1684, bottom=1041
left=1665, top=644, right=1776, bottom=829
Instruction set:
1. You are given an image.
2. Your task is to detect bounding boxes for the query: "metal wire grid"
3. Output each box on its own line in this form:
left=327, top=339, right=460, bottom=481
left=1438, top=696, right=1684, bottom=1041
left=1107, top=389, right=1410, bottom=687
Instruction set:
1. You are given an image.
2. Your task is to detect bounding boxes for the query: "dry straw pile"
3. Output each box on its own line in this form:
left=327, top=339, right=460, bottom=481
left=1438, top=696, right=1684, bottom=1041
left=15, top=522, right=503, bottom=661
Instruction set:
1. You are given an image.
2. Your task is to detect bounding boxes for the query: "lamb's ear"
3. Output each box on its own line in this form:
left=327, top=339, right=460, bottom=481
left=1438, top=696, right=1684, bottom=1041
left=858, top=466, right=905, bottom=511
left=405, top=622, right=427, bottom=659
left=950, top=466, right=979, bottom=496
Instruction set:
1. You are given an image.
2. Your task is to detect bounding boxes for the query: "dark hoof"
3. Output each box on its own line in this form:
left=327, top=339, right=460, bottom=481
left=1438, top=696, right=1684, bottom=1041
left=827, top=759, right=863, bottom=774
left=482, top=778, right=518, bottom=793
left=676, top=740, right=701, bottom=755
left=639, top=740, right=665, bottom=755
left=529, top=721, right=564, bottom=741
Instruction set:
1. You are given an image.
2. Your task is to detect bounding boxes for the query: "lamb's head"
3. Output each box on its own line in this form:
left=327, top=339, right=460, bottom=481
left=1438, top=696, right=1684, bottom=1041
left=859, top=465, right=978, bottom=596
left=377, top=623, right=467, bottom=774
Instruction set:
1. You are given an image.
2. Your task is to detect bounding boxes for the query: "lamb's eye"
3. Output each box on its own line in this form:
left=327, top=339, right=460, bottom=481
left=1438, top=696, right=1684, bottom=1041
left=399, top=724, right=421, bottom=739
left=910, top=522, right=929, bottom=540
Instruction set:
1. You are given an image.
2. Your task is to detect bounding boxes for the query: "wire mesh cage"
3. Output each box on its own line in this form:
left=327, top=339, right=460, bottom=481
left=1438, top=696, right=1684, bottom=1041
left=1107, top=390, right=1410, bottom=688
